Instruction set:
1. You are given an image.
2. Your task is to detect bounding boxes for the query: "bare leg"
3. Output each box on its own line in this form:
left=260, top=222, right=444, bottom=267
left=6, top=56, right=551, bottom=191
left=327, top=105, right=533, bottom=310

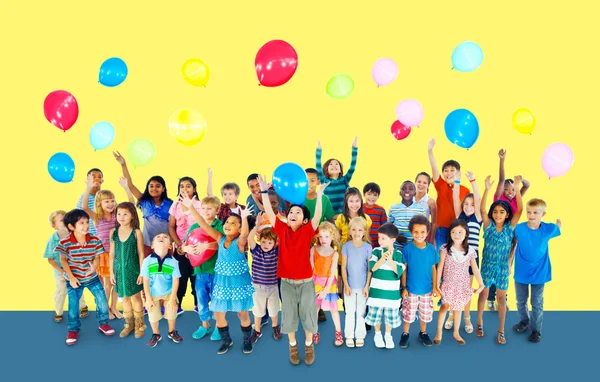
left=452, top=310, right=465, bottom=343
left=214, top=312, right=228, bottom=328
left=434, top=304, right=449, bottom=343
left=496, top=289, right=507, bottom=334
left=150, top=321, right=159, bottom=334
left=237, top=311, right=251, bottom=327
left=330, top=309, right=342, bottom=332
left=477, top=288, right=490, bottom=327
left=464, top=275, right=474, bottom=330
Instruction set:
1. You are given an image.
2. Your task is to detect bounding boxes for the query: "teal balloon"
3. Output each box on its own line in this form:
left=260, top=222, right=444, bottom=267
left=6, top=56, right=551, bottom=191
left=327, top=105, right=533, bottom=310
left=451, top=42, right=483, bottom=72
left=272, top=162, right=308, bottom=205
left=90, top=121, right=116, bottom=150
left=444, top=109, right=479, bottom=149
left=48, top=152, right=75, bottom=183
left=99, top=57, right=128, bottom=87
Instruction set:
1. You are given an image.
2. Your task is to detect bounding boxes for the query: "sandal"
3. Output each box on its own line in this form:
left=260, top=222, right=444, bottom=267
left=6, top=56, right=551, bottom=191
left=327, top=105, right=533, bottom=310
left=312, top=332, right=320, bottom=345
left=355, top=339, right=364, bottom=347
left=334, top=331, right=343, bottom=347
left=346, top=338, right=355, bottom=348
left=444, top=315, right=454, bottom=330
left=464, top=316, right=473, bottom=334
left=79, top=306, right=89, bottom=318
left=54, top=314, right=63, bottom=323
left=476, top=324, right=484, bottom=337
left=497, top=331, right=506, bottom=345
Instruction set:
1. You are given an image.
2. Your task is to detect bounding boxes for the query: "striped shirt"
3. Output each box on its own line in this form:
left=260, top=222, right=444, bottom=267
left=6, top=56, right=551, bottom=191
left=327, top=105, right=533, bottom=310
left=316, top=147, right=358, bottom=214
left=459, top=212, right=482, bottom=252
left=367, top=247, right=405, bottom=308
left=76, top=194, right=97, bottom=235
left=251, top=246, right=279, bottom=286
left=363, top=204, right=387, bottom=247
left=388, top=202, right=426, bottom=242
left=95, top=214, right=116, bottom=252
left=55, top=233, right=104, bottom=283
left=140, top=254, right=181, bottom=296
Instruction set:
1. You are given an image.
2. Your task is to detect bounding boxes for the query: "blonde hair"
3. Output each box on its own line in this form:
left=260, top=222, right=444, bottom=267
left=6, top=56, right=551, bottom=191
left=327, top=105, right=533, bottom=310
left=311, top=221, right=341, bottom=250
left=348, top=216, right=371, bottom=244
left=201, top=196, right=221, bottom=210
left=48, top=210, right=67, bottom=227
left=527, top=198, right=547, bottom=212
left=94, top=190, right=116, bottom=223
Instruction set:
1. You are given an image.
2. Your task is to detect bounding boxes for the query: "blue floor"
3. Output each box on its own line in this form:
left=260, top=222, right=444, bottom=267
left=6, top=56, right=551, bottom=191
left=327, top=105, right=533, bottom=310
left=1, top=311, right=596, bottom=380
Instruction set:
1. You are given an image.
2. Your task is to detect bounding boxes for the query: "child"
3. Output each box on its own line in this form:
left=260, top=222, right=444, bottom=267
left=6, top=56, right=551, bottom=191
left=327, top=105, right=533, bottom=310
left=246, top=173, right=286, bottom=215
left=311, top=222, right=343, bottom=346
left=56, top=209, right=115, bottom=345
left=109, top=202, right=145, bottom=338
left=434, top=219, right=484, bottom=345
left=476, top=175, right=523, bottom=345
left=83, top=176, right=134, bottom=319
left=316, top=136, right=358, bottom=215
left=180, top=193, right=256, bottom=355
left=341, top=217, right=371, bottom=347
left=258, top=174, right=328, bottom=366
left=388, top=180, right=426, bottom=249
left=365, top=223, right=405, bottom=349
left=141, top=233, right=182, bottom=347
left=304, top=168, right=335, bottom=224
left=512, top=199, right=561, bottom=343
left=207, top=168, right=246, bottom=221
left=414, top=172, right=437, bottom=244
left=76, top=168, right=104, bottom=236
left=362, top=182, right=387, bottom=248
left=44, top=210, right=87, bottom=322
left=399, top=215, right=439, bottom=348
left=427, top=138, right=470, bottom=251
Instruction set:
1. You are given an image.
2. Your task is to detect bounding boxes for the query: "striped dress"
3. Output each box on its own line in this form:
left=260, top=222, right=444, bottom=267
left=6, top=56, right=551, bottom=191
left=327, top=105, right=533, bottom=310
left=366, top=247, right=405, bottom=308
left=316, top=146, right=358, bottom=214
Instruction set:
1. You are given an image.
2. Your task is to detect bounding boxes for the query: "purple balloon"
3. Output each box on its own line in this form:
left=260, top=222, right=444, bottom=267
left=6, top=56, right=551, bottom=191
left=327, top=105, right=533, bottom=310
left=372, top=58, right=398, bottom=87
left=542, top=143, right=574, bottom=179
left=395, top=99, right=424, bottom=127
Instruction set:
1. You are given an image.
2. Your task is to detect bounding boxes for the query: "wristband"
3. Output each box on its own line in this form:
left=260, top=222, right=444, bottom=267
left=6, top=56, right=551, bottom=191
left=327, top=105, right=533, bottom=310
left=259, top=190, right=268, bottom=194
left=454, top=180, right=460, bottom=184
left=469, top=178, right=476, bottom=183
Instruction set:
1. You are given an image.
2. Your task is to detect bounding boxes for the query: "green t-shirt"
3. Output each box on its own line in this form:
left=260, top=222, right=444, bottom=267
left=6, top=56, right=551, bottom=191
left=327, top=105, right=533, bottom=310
left=183, top=219, right=225, bottom=275
left=367, top=247, right=405, bottom=308
left=303, top=194, right=335, bottom=223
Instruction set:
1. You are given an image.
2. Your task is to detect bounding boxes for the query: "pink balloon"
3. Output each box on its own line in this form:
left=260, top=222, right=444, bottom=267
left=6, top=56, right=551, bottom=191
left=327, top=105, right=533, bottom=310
left=44, top=90, right=79, bottom=132
left=395, top=99, right=423, bottom=127
left=542, top=143, right=574, bottom=179
left=372, top=58, right=398, bottom=87
left=185, top=228, right=217, bottom=267
left=391, top=120, right=411, bottom=140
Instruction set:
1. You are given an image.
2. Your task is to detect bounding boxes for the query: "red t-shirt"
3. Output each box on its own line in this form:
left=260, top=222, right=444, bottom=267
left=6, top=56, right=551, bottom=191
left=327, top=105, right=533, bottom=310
left=273, top=217, right=315, bottom=279
left=434, top=176, right=469, bottom=228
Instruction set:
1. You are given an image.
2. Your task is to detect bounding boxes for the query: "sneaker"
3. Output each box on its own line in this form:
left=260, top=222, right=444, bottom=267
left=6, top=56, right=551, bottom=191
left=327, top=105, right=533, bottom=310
left=384, top=334, right=395, bottom=349
left=148, top=333, right=162, bottom=348
left=272, top=325, right=283, bottom=340
left=513, top=321, right=529, bottom=333
left=318, top=309, right=327, bottom=322
left=243, top=337, right=253, bottom=354
left=304, top=342, right=315, bottom=365
left=399, top=332, right=410, bottom=348
left=418, top=332, right=433, bottom=347
left=528, top=330, right=541, bottom=343
left=250, top=329, right=262, bottom=344
left=98, top=324, right=115, bottom=336
left=168, top=330, right=183, bottom=343
left=66, top=331, right=78, bottom=345
left=374, top=332, right=385, bottom=348
left=192, top=326, right=210, bottom=340
left=210, top=328, right=222, bottom=341
left=260, top=316, right=269, bottom=328
left=487, top=301, right=496, bottom=311
left=176, top=307, right=184, bottom=316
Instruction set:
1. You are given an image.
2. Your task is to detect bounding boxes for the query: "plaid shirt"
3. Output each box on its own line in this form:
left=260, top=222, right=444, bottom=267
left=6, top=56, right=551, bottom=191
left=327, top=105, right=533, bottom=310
left=217, top=203, right=245, bottom=223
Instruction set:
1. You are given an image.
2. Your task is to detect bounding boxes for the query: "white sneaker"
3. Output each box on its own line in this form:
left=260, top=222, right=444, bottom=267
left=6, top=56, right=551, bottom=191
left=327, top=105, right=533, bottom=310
left=385, top=334, right=395, bottom=349
left=374, top=332, right=385, bottom=348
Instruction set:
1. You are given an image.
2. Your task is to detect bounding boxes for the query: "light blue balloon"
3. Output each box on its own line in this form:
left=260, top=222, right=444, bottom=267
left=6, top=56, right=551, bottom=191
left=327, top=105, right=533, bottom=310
left=444, top=109, right=480, bottom=149
left=48, top=152, right=75, bottom=183
left=272, top=162, right=308, bottom=205
left=99, top=57, right=128, bottom=87
left=451, top=42, right=483, bottom=72
left=90, top=121, right=116, bottom=150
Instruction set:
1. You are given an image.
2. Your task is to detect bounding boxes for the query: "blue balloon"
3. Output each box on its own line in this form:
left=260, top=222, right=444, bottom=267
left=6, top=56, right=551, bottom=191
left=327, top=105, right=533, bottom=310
left=444, top=109, right=480, bottom=149
left=451, top=41, right=483, bottom=72
left=48, top=152, right=75, bottom=183
left=90, top=121, right=116, bottom=150
left=272, top=162, right=308, bottom=205
left=99, top=57, right=128, bottom=87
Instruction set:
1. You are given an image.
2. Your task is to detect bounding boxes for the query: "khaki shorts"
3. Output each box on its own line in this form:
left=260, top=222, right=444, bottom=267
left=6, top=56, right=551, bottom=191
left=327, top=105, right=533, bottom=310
left=147, top=295, right=178, bottom=323
left=281, top=278, right=317, bottom=334
left=252, top=284, right=280, bottom=318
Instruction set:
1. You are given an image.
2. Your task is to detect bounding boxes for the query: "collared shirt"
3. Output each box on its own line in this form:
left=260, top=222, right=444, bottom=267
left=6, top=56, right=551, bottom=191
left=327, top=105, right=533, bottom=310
left=434, top=177, right=469, bottom=228
left=140, top=254, right=181, bottom=296
left=388, top=201, right=426, bottom=242
left=55, top=232, right=104, bottom=283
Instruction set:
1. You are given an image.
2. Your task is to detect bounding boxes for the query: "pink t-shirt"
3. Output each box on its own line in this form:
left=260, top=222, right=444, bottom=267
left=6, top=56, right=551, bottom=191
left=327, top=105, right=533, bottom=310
left=168, top=199, right=203, bottom=241
left=493, top=194, right=518, bottom=215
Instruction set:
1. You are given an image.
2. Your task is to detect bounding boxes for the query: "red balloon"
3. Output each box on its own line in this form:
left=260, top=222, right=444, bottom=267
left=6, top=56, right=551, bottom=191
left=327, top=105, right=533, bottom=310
left=44, top=90, right=79, bottom=132
left=185, top=228, right=217, bottom=267
left=255, top=40, right=298, bottom=87
left=391, top=120, right=411, bottom=140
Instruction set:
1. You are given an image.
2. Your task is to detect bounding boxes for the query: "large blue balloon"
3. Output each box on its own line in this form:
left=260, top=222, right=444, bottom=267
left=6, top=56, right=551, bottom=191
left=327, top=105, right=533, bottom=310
left=444, top=109, right=480, bottom=149
left=272, top=162, right=308, bottom=205
left=48, top=152, right=75, bottom=183
left=99, top=57, right=128, bottom=87
left=90, top=121, right=116, bottom=150
left=451, top=42, right=483, bottom=72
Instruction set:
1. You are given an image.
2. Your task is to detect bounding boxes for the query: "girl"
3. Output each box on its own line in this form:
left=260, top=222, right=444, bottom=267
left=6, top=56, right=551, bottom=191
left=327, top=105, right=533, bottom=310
left=316, top=136, right=358, bottom=215
left=434, top=219, right=484, bottom=345
left=83, top=176, right=134, bottom=319
left=114, top=151, right=173, bottom=257
left=476, top=175, right=523, bottom=345
left=310, top=222, right=343, bottom=347
left=168, top=177, right=202, bottom=313
left=341, top=217, right=372, bottom=348
left=109, top=202, right=145, bottom=338
left=180, top=193, right=255, bottom=355
left=414, top=172, right=437, bottom=244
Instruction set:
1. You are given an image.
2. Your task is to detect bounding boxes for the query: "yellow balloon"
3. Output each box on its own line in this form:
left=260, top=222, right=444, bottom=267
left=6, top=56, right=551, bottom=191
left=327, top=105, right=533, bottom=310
left=168, top=108, right=207, bottom=146
left=512, top=108, right=536, bottom=134
left=182, top=58, right=210, bottom=87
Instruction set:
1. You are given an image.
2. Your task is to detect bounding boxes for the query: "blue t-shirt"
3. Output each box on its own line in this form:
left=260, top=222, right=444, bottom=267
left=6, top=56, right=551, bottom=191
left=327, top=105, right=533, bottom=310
left=514, top=222, right=561, bottom=285
left=402, top=242, right=439, bottom=295
left=341, top=241, right=372, bottom=291
left=141, top=254, right=181, bottom=296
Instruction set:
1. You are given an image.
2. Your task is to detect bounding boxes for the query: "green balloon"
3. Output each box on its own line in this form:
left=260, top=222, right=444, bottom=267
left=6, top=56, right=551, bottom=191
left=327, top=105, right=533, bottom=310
left=326, top=73, right=354, bottom=100
left=128, top=138, right=156, bottom=167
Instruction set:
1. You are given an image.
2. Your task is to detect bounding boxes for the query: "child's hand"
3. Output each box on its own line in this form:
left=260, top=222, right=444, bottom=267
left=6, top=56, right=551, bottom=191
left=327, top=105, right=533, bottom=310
left=193, top=243, right=210, bottom=254
left=474, top=284, right=484, bottom=294
left=182, top=245, right=193, bottom=254
left=69, top=277, right=80, bottom=289
left=465, top=171, right=475, bottom=181
left=179, top=193, right=196, bottom=209
left=145, top=298, right=155, bottom=311
left=207, top=167, right=213, bottom=178
left=256, top=212, right=265, bottom=227
left=362, top=287, right=369, bottom=299
left=241, top=206, right=254, bottom=220
left=85, top=174, right=95, bottom=190
left=170, top=298, right=178, bottom=313
left=437, top=288, right=444, bottom=299
left=257, top=174, right=269, bottom=192
left=401, top=288, right=408, bottom=299
left=110, top=273, right=116, bottom=286
left=498, top=149, right=506, bottom=160
left=113, top=150, right=126, bottom=165
left=428, top=138, right=436, bottom=151
left=136, top=275, right=143, bottom=285
left=317, top=182, right=330, bottom=195
left=514, top=175, right=522, bottom=186
left=522, top=178, right=531, bottom=188
left=556, top=219, right=562, bottom=229
left=176, top=245, right=185, bottom=255
left=352, top=136, right=358, bottom=148
left=118, top=176, right=128, bottom=189
left=317, top=290, right=328, bottom=300
left=484, top=175, right=495, bottom=190
left=317, top=140, right=322, bottom=150
left=344, top=284, right=352, bottom=296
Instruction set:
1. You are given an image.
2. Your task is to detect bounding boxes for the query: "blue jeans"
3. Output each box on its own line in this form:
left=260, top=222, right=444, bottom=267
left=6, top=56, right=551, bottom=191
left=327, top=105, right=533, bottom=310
left=435, top=227, right=449, bottom=253
left=515, top=282, right=545, bottom=332
left=195, top=273, right=215, bottom=323
left=66, top=276, right=109, bottom=332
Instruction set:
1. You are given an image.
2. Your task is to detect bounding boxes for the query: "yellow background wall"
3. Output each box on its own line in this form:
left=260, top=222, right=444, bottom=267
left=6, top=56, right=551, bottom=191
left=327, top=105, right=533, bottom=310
left=0, top=1, right=596, bottom=310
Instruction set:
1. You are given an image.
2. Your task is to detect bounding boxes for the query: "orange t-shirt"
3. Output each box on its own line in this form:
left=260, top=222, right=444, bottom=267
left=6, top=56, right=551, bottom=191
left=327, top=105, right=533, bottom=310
left=434, top=176, right=470, bottom=228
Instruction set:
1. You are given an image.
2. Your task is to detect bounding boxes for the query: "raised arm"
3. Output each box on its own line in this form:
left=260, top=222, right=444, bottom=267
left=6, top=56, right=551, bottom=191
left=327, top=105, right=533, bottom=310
left=179, top=193, right=223, bottom=241
left=316, top=140, right=325, bottom=182
left=481, top=176, right=495, bottom=229
left=344, top=136, right=358, bottom=182
left=118, top=177, right=135, bottom=204
left=427, top=138, right=440, bottom=182
left=113, top=151, right=143, bottom=200
left=82, top=175, right=97, bottom=221
left=494, top=149, right=506, bottom=200
left=311, top=182, right=329, bottom=230
left=257, top=175, right=276, bottom=225
left=510, top=176, right=524, bottom=227
left=520, top=178, right=531, bottom=197
left=466, top=171, right=483, bottom=222
left=453, top=170, right=463, bottom=218
left=206, top=168, right=214, bottom=197
left=236, top=207, right=252, bottom=253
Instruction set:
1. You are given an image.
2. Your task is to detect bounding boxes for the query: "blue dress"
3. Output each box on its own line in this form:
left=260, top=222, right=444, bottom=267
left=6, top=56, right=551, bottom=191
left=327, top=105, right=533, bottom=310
left=480, top=222, right=515, bottom=291
left=210, top=237, right=254, bottom=312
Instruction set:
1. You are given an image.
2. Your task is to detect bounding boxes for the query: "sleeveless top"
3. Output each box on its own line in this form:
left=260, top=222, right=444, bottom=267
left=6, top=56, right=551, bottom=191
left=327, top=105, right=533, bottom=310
left=313, top=248, right=335, bottom=278
left=414, top=194, right=431, bottom=219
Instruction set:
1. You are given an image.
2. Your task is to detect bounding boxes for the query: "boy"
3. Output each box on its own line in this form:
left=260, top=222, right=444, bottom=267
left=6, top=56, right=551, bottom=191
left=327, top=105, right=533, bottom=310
left=76, top=168, right=103, bottom=236
left=258, top=174, right=327, bottom=366
left=399, top=215, right=439, bottom=348
left=207, top=168, right=245, bottom=222
left=304, top=168, right=335, bottom=224
left=512, top=199, right=561, bottom=343
left=246, top=173, right=286, bottom=216
left=55, top=209, right=115, bottom=345
left=388, top=181, right=426, bottom=250
left=365, top=223, right=405, bottom=349
left=427, top=139, right=469, bottom=251
left=142, top=233, right=183, bottom=347
left=363, top=182, right=387, bottom=248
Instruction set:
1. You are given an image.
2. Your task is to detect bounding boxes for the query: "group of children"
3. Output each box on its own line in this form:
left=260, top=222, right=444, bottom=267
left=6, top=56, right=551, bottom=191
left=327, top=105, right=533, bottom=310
left=44, top=137, right=562, bottom=364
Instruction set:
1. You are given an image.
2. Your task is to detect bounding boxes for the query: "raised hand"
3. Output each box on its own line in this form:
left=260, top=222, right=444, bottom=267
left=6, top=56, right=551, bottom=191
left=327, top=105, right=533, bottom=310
left=428, top=138, right=436, bottom=151
left=207, top=167, right=213, bottom=178
left=241, top=205, right=254, bottom=219
left=317, top=182, right=330, bottom=195
left=498, top=149, right=506, bottom=160
left=556, top=219, right=562, bottom=229
left=179, top=193, right=196, bottom=209
left=118, top=176, right=129, bottom=189
left=85, top=174, right=95, bottom=190
left=352, top=136, right=358, bottom=148
left=465, top=171, right=475, bottom=181
left=456, top=170, right=462, bottom=181
left=113, top=150, right=126, bottom=165
left=513, top=175, right=522, bottom=186
left=317, top=140, right=322, bottom=150
left=257, top=174, right=269, bottom=192
left=484, top=176, right=495, bottom=190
